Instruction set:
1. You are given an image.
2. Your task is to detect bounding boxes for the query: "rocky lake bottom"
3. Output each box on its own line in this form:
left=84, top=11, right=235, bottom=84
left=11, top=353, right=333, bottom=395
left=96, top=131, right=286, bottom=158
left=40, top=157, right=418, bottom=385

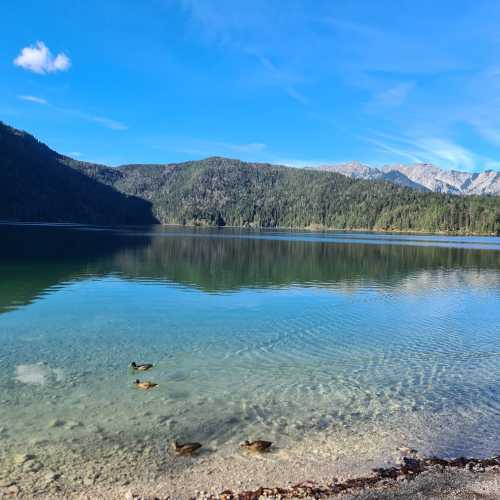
left=1, top=224, right=499, bottom=498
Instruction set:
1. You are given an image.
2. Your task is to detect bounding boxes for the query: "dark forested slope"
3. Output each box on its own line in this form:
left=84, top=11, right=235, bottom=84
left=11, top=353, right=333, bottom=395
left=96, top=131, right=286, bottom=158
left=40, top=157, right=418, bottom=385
left=0, top=122, right=156, bottom=224
left=111, top=157, right=500, bottom=234
left=1, top=122, right=499, bottom=233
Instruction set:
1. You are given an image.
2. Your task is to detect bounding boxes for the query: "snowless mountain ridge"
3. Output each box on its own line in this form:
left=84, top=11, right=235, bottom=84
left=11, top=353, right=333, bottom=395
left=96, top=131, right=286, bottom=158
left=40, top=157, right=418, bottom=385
left=318, top=161, right=500, bottom=196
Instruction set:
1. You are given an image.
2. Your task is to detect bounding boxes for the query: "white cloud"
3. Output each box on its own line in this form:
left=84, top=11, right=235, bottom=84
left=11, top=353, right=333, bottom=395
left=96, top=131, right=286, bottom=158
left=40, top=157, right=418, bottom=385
left=18, top=95, right=48, bottom=105
left=14, top=41, right=70, bottom=74
left=68, top=151, right=83, bottom=157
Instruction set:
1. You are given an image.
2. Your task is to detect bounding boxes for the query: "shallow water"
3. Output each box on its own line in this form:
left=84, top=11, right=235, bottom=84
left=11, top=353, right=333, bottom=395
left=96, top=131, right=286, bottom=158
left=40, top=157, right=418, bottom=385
left=1, top=224, right=499, bottom=494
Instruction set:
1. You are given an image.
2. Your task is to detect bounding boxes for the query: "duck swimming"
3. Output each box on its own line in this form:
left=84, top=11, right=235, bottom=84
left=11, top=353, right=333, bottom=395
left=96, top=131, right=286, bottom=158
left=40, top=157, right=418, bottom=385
left=171, top=440, right=202, bottom=455
left=240, top=440, right=273, bottom=452
left=130, top=361, right=153, bottom=371
left=133, top=379, right=158, bottom=390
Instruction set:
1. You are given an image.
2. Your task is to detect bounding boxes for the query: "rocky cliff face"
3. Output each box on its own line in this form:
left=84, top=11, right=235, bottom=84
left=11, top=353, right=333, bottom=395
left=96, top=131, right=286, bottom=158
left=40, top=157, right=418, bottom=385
left=319, top=161, right=500, bottom=195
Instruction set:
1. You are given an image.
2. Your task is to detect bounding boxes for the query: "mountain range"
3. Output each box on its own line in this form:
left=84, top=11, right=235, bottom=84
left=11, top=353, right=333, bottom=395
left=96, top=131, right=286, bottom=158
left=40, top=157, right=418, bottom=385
left=318, top=161, right=500, bottom=196
left=1, top=121, right=499, bottom=234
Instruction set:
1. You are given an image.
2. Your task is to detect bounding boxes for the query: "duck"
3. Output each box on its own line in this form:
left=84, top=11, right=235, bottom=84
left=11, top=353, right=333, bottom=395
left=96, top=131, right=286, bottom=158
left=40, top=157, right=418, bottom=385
left=171, top=440, right=202, bottom=455
left=133, top=379, right=158, bottom=390
left=130, top=361, right=153, bottom=371
left=240, top=440, right=273, bottom=452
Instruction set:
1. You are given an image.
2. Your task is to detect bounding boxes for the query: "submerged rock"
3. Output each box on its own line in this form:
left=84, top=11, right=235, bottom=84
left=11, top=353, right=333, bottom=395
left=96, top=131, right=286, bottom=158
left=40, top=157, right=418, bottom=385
left=44, top=470, right=60, bottom=482
left=23, top=461, right=43, bottom=473
left=49, top=419, right=65, bottom=428
left=66, top=421, right=82, bottom=430
left=14, top=453, right=35, bottom=465
left=398, top=446, right=418, bottom=455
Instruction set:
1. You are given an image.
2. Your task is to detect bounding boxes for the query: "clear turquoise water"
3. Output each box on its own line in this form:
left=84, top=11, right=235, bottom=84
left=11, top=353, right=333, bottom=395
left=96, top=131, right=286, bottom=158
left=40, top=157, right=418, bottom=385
left=0, top=224, right=499, bottom=491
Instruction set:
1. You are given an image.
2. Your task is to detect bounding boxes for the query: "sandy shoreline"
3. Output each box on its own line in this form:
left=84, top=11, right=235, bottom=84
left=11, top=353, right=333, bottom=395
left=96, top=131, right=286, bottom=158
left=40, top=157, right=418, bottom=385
left=4, top=460, right=498, bottom=499
left=2, top=445, right=499, bottom=499
left=2, top=407, right=499, bottom=499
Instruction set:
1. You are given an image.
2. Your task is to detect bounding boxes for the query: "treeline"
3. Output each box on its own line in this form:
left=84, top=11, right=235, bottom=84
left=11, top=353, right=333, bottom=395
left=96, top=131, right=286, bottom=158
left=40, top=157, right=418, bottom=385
left=114, top=157, right=500, bottom=234
left=0, top=121, right=156, bottom=225
left=1, top=120, right=499, bottom=234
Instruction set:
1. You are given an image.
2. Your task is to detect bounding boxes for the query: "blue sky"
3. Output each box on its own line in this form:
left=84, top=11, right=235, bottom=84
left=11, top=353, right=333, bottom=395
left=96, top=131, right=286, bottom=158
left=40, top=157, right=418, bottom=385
left=2, top=0, right=500, bottom=171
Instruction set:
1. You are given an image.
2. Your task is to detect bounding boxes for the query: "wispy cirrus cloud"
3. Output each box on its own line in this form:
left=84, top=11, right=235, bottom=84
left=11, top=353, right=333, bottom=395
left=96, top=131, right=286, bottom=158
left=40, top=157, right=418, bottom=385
left=18, top=95, right=48, bottom=105
left=14, top=41, right=70, bottom=74
left=361, top=131, right=495, bottom=171
left=179, top=0, right=310, bottom=105
left=326, top=18, right=467, bottom=75
left=415, top=138, right=476, bottom=170
left=69, top=110, right=128, bottom=131
left=273, top=157, right=342, bottom=168
left=18, top=96, right=127, bottom=131
left=146, top=135, right=266, bottom=157
left=362, top=136, right=423, bottom=164
left=248, top=51, right=310, bottom=105
left=365, top=82, right=415, bottom=111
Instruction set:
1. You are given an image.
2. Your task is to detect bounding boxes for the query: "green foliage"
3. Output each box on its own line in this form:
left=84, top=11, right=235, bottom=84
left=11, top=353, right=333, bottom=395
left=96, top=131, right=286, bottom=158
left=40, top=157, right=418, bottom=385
left=114, top=157, right=500, bottom=235
left=1, top=121, right=499, bottom=234
left=0, top=122, right=156, bottom=225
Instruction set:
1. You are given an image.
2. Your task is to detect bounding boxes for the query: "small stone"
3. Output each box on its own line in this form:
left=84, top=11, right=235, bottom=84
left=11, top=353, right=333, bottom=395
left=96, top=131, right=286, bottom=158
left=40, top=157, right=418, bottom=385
left=399, top=447, right=417, bottom=455
left=44, top=471, right=60, bottom=482
left=7, top=485, right=20, bottom=495
left=156, top=415, right=171, bottom=424
left=66, top=421, right=82, bottom=430
left=23, top=461, right=43, bottom=473
left=49, top=419, right=65, bottom=428
left=14, top=453, right=35, bottom=465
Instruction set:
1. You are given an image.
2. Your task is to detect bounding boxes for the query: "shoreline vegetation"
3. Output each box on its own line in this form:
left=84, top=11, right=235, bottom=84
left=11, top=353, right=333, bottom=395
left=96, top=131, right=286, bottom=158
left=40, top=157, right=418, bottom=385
left=1, top=121, right=500, bottom=235
left=2, top=220, right=500, bottom=237
left=180, top=221, right=500, bottom=237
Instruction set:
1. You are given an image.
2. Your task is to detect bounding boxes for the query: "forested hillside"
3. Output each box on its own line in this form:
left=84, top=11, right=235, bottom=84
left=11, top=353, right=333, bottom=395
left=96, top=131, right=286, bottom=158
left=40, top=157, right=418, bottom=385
left=0, top=122, right=156, bottom=224
left=111, top=158, right=500, bottom=234
left=1, top=122, right=499, bottom=234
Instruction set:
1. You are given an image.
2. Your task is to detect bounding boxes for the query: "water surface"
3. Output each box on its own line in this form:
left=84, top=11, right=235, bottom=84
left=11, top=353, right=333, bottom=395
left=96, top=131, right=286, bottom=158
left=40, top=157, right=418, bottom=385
left=1, top=224, right=499, bottom=494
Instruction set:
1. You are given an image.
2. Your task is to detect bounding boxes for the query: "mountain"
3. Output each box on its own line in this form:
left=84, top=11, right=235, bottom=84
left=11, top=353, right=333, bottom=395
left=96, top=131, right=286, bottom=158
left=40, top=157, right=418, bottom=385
left=319, top=161, right=427, bottom=191
left=1, top=122, right=499, bottom=234
left=0, top=121, right=157, bottom=224
left=101, top=157, right=500, bottom=234
left=319, top=161, right=500, bottom=195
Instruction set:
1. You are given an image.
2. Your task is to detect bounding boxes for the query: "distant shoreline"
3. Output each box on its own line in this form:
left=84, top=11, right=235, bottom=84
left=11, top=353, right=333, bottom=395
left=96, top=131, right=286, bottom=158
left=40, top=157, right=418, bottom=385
left=1, top=220, right=499, bottom=237
left=177, top=222, right=500, bottom=237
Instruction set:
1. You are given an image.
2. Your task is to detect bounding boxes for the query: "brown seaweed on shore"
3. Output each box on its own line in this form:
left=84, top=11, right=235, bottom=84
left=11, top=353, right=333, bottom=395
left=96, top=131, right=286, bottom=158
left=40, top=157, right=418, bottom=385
left=122, top=454, right=500, bottom=500
left=206, top=454, right=500, bottom=500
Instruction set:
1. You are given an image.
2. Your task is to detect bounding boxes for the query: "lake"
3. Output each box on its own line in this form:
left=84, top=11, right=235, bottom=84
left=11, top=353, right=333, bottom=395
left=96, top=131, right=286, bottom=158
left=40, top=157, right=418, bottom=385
left=1, top=223, right=499, bottom=496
